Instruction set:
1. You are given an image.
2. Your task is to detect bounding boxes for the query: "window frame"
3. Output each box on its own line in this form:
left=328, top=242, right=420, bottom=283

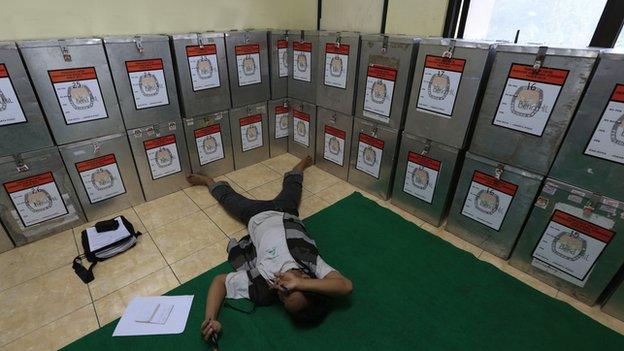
left=443, top=0, right=624, bottom=48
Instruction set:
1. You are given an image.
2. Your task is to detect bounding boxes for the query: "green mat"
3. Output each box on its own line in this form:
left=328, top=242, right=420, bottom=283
left=63, top=192, right=623, bottom=350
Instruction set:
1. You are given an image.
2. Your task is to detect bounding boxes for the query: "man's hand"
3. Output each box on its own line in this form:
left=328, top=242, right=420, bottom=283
left=200, top=319, right=222, bottom=341
left=275, top=271, right=302, bottom=291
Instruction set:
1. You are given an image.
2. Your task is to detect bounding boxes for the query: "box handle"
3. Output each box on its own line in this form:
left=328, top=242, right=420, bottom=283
left=421, top=140, right=432, bottom=155
left=533, top=46, right=548, bottom=72
left=59, top=40, right=71, bottom=62
left=14, top=154, right=29, bottom=173
left=196, top=33, right=205, bottom=48
left=442, top=39, right=456, bottom=59
left=134, top=36, right=144, bottom=53
left=494, top=166, right=504, bottom=180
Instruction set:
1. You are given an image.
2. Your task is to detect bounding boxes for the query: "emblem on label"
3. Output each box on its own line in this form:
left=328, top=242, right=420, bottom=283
left=246, top=125, right=259, bottom=141
left=24, top=188, right=53, bottom=212
left=427, top=72, right=450, bottom=100
left=411, top=167, right=430, bottom=190
left=296, top=120, right=307, bottom=137
left=329, top=56, right=343, bottom=77
left=202, top=135, right=218, bottom=154
left=363, top=146, right=377, bottom=166
left=281, top=50, right=288, bottom=69
left=510, top=83, right=543, bottom=117
left=328, top=136, right=341, bottom=155
left=196, top=57, right=214, bottom=79
left=90, top=168, right=114, bottom=190
left=297, top=52, right=308, bottom=72
left=371, top=80, right=387, bottom=104
left=610, top=115, right=624, bottom=146
left=552, top=231, right=587, bottom=261
left=0, top=89, right=12, bottom=111
left=138, top=72, right=160, bottom=96
left=279, top=114, right=288, bottom=130
left=67, top=81, right=94, bottom=110
left=242, top=55, right=256, bottom=76
left=474, top=189, right=500, bottom=215
left=155, top=147, right=174, bottom=168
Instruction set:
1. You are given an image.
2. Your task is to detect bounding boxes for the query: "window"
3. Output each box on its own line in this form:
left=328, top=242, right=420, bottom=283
left=615, top=29, right=624, bottom=49
left=462, top=0, right=608, bottom=47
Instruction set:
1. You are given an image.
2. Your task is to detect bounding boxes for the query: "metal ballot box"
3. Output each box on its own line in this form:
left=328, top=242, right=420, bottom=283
left=348, top=117, right=401, bottom=200
left=127, top=120, right=191, bottom=201
left=226, top=30, right=270, bottom=107
left=183, top=110, right=234, bottom=177
left=18, top=38, right=124, bottom=145
left=315, top=107, right=353, bottom=180
left=269, top=30, right=289, bottom=99
left=509, top=178, right=624, bottom=305
left=230, top=102, right=270, bottom=169
left=0, top=220, right=14, bottom=253
left=104, top=35, right=181, bottom=129
left=0, top=147, right=85, bottom=246
left=316, top=31, right=360, bottom=115
left=446, top=152, right=543, bottom=259
left=355, top=34, right=419, bottom=130
left=391, top=133, right=462, bottom=227
left=0, top=42, right=54, bottom=156
left=171, top=32, right=230, bottom=117
left=59, top=133, right=144, bottom=221
left=405, top=39, right=493, bottom=149
left=288, top=99, right=317, bottom=162
left=288, top=30, right=319, bottom=104
left=603, top=279, right=624, bottom=322
left=550, top=51, right=624, bottom=201
left=469, top=45, right=598, bottom=175
left=267, top=98, right=289, bottom=157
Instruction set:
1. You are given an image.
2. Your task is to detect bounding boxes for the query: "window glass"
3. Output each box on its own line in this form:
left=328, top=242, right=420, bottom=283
left=463, top=0, right=607, bottom=48
left=614, top=29, right=624, bottom=49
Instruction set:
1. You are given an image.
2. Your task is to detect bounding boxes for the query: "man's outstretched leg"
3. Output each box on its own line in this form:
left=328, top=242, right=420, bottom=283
left=186, top=174, right=257, bottom=223
left=273, top=156, right=313, bottom=215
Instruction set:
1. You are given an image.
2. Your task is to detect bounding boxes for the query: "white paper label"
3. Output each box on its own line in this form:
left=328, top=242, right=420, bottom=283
left=292, top=109, right=310, bottom=147
left=126, top=59, right=169, bottom=110
left=323, top=43, right=349, bottom=89
left=49, top=67, right=108, bottom=124
left=4, top=172, right=68, bottom=227
left=235, top=44, right=261, bottom=86
left=274, top=105, right=289, bottom=139
left=186, top=45, right=220, bottom=91
left=363, top=64, right=397, bottom=123
left=323, top=125, right=346, bottom=166
left=356, top=133, right=384, bottom=179
left=493, top=64, right=568, bottom=136
left=0, top=64, right=27, bottom=126
left=239, top=114, right=264, bottom=152
left=293, top=42, right=312, bottom=82
left=403, top=151, right=441, bottom=204
left=144, top=135, right=182, bottom=179
left=277, top=40, right=288, bottom=78
left=416, top=55, right=465, bottom=118
left=76, top=154, right=126, bottom=203
left=584, top=84, right=624, bottom=165
left=531, top=209, right=614, bottom=286
left=461, top=171, right=518, bottom=231
left=194, top=124, right=225, bottom=165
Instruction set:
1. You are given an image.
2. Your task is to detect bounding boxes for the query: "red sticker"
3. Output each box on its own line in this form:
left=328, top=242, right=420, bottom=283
left=4, top=172, right=55, bottom=193
left=367, top=65, right=397, bottom=81
left=359, top=133, right=384, bottom=149
left=551, top=210, right=614, bottom=243
left=239, top=114, right=262, bottom=126
left=235, top=44, right=260, bottom=55
left=293, top=42, right=312, bottom=52
left=277, top=40, right=288, bottom=49
left=424, top=55, right=466, bottom=73
left=186, top=45, right=217, bottom=57
left=610, top=84, right=624, bottom=103
left=408, top=151, right=441, bottom=171
left=0, top=64, right=8, bottom=78
left=144, top=134, right=176, bottom=150
left=508, top=64, right=568, bottom=85
left=325, top=43, right=349, bottom=55
left=194, top=124, right=221, bottom=138
left=472, top=171, right=518, bottom=196
left=49, top=67, right=97, bottom=83
left=292, top=109, right=310, bottom=122
left=324, top=125, right=346, bottom=139
left=75, top=154, right=117, bottom=172
left=275, top=106, right=289, bottom=114
left=125, top=59, right=164, bottom=73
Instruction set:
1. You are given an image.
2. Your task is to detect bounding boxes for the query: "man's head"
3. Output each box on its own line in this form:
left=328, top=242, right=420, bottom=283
left=277, top=269, right=330, bottom=326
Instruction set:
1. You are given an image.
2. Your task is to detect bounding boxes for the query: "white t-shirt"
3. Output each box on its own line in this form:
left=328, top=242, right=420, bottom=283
left=225, top=211, right=336, bottom=299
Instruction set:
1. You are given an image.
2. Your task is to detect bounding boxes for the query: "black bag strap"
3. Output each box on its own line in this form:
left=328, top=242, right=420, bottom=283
left=72, top=255, right=96, bottom=284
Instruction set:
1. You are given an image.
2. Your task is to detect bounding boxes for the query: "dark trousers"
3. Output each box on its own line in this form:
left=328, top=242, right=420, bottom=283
left=209, top=170, right=303, bottom=225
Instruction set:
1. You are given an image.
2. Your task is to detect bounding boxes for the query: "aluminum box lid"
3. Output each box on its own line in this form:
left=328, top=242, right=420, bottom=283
left=18, top=37, right=102, bottom=48
left=103, top=34, right=169, bottom=43
left=171, top=32, right=225, bottom=40
left=495, top=43, right=598, bottom=58
left=318, top=31, right=360, bottom=38
left=420, top=37, right=492, bottom=50
left=360, top=34, right=419, bottom=44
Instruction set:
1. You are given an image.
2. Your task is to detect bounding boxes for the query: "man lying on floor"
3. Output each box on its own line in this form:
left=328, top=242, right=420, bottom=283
left=186, top=156, right=353, bottom=342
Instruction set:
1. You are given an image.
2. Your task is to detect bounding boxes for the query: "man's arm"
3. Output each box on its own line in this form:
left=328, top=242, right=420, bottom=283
left=278, top=271, right=353, bottom=297
left=201, top=274, right=227, bottom=341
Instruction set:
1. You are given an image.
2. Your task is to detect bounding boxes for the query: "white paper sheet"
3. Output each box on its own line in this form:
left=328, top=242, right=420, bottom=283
left=86, top=216, right=131, bottom=252
left=113, top=295, right=194, bottom=336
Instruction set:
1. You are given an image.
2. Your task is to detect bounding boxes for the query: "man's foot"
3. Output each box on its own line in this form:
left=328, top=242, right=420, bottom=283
left=186, top=173, right=215, bottom=187
left=293, top=155, right=313, bottom=173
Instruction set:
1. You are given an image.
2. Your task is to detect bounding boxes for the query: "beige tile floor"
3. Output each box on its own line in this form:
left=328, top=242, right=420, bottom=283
left=0, top=153, right=622, bottom=350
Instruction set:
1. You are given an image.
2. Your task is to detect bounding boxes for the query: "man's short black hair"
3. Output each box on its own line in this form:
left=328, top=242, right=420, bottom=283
left=290, top=292, right=330, bottom=326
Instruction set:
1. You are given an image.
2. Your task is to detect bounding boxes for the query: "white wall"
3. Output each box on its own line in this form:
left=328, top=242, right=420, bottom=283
left=320, top=0, right=384, bottom=33
left=385, top=0, right=449, bottom=37
left=0, top=0, right=318, bottom=41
